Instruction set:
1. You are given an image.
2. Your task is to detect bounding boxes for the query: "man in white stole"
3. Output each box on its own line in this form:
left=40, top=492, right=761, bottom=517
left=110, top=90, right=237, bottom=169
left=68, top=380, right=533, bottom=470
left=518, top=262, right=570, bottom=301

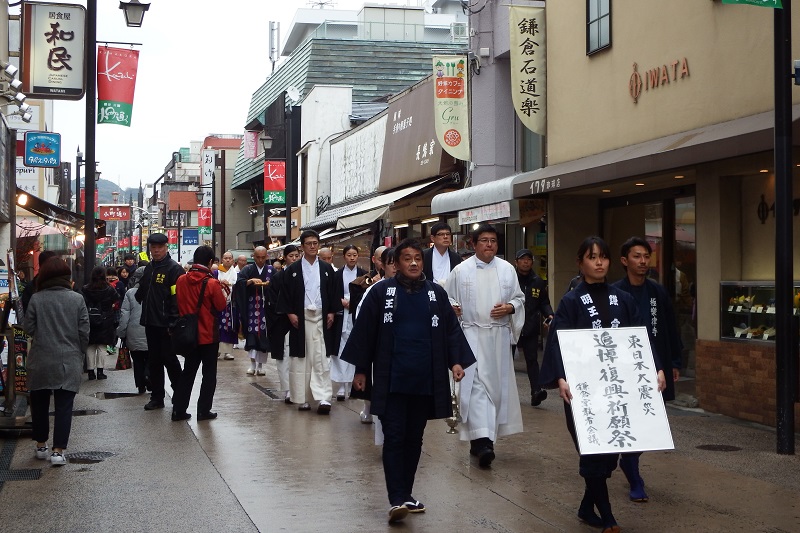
left=444, top=223, right=525, bottom=468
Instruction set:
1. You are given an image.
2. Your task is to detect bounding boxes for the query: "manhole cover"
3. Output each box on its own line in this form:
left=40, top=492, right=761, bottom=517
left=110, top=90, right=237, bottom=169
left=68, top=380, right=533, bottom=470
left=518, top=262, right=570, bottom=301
left=49, top=409, right=105, bottom=417
left=696, top=444, right=742, bottom=452
left=250, top=383, right=281, bottom=399
left=64, top=451, right=116, bottom=464
left=97, top=392, right=141, bottom=399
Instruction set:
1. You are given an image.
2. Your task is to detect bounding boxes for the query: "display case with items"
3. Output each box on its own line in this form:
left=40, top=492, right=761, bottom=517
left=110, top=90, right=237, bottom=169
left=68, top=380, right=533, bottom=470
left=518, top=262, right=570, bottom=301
left=720, top=281, right=800, bottom=342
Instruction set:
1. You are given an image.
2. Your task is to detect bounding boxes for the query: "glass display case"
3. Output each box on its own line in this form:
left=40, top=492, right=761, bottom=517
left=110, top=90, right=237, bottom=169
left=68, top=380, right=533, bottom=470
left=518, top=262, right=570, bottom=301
left=720, top=281, right=800, bottom=342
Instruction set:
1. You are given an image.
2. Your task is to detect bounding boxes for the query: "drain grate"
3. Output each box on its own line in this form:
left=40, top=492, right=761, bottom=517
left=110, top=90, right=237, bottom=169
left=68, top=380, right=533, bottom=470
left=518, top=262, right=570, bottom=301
left=98, top=392, right=141, bottom=399
left=64, top=451, right=116, bottom=464
left=0, top=469, right=41, bottom=481
left=250, top=383, right=281, bottom=399
left=49, top=409, right=105, bottom=417
left=696, top=444, right=742, bottom=452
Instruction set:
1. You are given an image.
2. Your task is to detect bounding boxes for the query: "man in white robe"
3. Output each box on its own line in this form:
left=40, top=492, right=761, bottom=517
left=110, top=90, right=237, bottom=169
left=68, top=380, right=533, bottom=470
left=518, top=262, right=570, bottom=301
left=216, top=251, right=239, bottom=360
left=444, top=223, right=525, bottom=468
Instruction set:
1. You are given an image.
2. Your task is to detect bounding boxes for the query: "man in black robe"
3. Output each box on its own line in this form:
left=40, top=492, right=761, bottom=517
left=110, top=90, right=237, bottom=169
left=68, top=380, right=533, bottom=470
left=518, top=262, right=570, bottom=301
left=233, top=246, right=274, bottom=375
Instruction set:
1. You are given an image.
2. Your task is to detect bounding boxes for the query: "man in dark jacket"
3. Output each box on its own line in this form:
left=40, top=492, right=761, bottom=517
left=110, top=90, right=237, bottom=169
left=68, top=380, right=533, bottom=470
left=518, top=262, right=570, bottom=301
left=277, top=230, right=342, bottom=414
left=514, top=249, right=554, bottom=406
left=342, top=238, right=475, bottom=523
left=422, top=221, right=461, bottom=285
left=135, top=233, right=185, bottom=411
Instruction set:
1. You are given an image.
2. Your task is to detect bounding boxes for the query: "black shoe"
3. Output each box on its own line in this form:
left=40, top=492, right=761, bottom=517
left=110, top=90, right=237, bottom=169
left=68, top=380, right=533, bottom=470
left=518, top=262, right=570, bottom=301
left=137, top=386, right=146, bottom=395
left=171, top=412, right=191, bottom=421
left=336, top=394, right=346, bottom=401
left=97, top=369, right=107, bottom=380
left=577, top=507, right=603, bottom=527
left=87, top=370, right=96, bottom=380
left=197, top=412, right=217, bottom=421
left=477, top=447, right=495, bottom=468
left=144, top=400, right=165, bottom=411
left=531, top=389, right=547, bottom=406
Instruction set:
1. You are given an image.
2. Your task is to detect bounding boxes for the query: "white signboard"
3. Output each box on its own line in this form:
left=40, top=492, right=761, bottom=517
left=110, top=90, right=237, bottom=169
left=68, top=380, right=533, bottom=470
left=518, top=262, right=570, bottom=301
left=557, top=326, right=674, bottom=455
left=329, top=115, right=387, bottom=204
left=458, top=201, right=511, bottom=225
left=16, top=157, right=41, bottom=197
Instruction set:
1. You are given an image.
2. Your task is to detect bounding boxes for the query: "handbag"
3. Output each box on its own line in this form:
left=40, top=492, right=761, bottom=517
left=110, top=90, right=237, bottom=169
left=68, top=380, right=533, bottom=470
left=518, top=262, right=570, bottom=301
left=115, top=346, right=132, bottom=370
left=171, top=278, right=208, bottom=356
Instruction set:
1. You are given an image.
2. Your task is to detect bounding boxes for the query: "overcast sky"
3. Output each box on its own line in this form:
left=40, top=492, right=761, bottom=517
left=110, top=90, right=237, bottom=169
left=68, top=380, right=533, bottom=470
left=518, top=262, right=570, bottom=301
left=38, top=0, right=373, bottom=191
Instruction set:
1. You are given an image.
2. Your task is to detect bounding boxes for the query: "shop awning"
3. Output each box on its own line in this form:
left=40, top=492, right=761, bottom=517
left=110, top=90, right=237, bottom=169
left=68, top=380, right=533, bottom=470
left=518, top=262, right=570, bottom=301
left=336, top=178, right=443, bottom=230
left=320, top=226, right=370, bottom=244
left=16, top=187, right=106, bottom=238
left=302, top=196, right=378, bottom=230
left=512, top=104, right=800, bottom=198
left=431, top=175, right=516, bottom=215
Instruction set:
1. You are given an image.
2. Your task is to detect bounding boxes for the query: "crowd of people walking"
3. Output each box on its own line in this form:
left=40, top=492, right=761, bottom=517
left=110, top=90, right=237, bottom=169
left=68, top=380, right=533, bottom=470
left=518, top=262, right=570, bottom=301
left=17, top=224, right=682, bottom=533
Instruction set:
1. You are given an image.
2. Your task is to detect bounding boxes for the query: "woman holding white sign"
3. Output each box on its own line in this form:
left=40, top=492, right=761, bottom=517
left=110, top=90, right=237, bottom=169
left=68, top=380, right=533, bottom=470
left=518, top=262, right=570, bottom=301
left=540, top=236, right=665, bottom=533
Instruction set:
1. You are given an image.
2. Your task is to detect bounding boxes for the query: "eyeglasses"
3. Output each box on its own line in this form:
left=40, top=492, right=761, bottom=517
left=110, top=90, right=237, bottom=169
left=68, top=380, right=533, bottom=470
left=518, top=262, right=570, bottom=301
left=304, top=241, right=319, bottom=247
left=434, top=232, right=452, bottom=237
left=477, top=238, right=498, bottom=244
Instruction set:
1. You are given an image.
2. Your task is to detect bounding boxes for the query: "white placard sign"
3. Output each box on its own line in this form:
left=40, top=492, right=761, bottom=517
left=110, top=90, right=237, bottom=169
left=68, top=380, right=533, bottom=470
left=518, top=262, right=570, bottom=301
left=557, top=326, right=674, bottom=455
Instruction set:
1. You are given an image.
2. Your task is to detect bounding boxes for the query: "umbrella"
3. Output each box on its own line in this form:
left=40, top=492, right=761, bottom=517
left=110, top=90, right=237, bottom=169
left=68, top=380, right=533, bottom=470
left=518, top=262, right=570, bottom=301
left=16, top=219, right=67, bottom=237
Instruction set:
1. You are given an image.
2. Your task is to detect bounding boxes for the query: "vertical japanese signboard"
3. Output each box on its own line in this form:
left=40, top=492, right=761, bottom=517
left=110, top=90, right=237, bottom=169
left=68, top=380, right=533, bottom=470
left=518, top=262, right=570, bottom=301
left=263, top=160, right=286, bottom=204
left=556, top=327, right=674, bottom=455
left=166, top=229, right=179, bottom=254
left=97, top=46, right=140, bottom=126
left=20, top=2, right=86, bottom=100
left=79, top=188, right=98, bottom=216
left=200, top=149, right=215, bottom=237
left=509, top=6, right=546, bottom=135
left=432, top=56, right=470, bottom=161
left=244, top=130, right=259, bottom=159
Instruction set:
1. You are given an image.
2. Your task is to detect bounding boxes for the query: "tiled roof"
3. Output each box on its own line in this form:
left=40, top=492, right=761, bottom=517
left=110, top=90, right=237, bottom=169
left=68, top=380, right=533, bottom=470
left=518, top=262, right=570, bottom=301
left=232, top=38, right=464, bottom=189
left=168, top=191, right=199, bottom=211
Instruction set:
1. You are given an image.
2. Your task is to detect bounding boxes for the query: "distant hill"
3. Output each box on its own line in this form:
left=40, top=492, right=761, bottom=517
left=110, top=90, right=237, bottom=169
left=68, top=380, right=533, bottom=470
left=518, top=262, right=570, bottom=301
left=72, top=179, right=140, bottom=205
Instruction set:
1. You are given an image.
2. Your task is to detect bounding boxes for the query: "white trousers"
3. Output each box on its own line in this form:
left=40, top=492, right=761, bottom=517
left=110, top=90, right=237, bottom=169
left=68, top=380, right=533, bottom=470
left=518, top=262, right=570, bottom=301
left=218, top=342, right=234, bottom=355
left=248, top=349, right=269, bottom=364
left=85, top=344, right=106, bottom=370
left=289, top=309, right=331, bottom=404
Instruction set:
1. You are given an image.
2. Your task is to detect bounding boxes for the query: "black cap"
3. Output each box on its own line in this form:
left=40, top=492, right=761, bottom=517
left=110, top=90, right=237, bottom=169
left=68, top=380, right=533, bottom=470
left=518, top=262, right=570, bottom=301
left=515, top=248, right=533, bottom=260
left=147, top=232, right=168, bottom=245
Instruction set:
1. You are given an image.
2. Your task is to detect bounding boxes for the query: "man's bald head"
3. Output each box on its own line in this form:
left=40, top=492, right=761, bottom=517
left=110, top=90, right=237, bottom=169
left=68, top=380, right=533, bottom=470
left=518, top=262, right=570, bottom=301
left=318, top=247, right=334, bottom=265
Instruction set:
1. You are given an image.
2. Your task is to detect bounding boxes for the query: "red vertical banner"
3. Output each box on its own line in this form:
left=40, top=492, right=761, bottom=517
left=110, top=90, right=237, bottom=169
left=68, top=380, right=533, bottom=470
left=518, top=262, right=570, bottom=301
left=132, top=235, right=140, bottom=247
left=166, top=229, right=178, bottom=244
left=97, top=47, right=139, bottom=127
left=263, top=160, right=286, bottom=204
left=79, top=189, right=99, bottom=216
left=198, top=207, right=212, bottom=228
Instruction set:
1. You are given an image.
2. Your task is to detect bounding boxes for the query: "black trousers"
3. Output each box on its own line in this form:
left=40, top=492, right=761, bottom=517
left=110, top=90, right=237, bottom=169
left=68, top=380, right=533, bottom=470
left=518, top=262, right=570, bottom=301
left=379, top=393, right=429, bottom=506
left=30, top=388, right=76, bottom=449
left=564, top=401, right=619, bottom=479
left=144, top=326, right=182, bottom=402
left=516, top=334, right=541, bottom=393
left=130, top=349, right=149, bottom=389
left=172, top=343, right=219, bottom=415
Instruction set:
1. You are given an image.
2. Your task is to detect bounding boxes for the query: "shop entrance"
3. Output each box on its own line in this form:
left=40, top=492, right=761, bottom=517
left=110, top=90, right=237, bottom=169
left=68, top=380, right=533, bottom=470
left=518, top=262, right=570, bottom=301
left=601, top=190, right=697, bottom=379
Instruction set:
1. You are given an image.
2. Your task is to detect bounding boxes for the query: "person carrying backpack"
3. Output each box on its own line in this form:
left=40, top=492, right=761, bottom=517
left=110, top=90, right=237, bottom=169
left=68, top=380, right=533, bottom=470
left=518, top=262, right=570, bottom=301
left=81, top=267, right=120, bottom=380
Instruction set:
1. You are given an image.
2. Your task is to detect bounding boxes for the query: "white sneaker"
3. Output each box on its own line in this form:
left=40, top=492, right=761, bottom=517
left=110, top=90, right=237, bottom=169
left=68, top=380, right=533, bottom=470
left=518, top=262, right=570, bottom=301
left=50, top=451, right=66, bottom=466
left=35, top=446, right=49, bottom=460
left=246, top=368, right=256, bottom=376
left=223, top=353, right=235, bottom=360
left=255, top=364, right=265, bottom=376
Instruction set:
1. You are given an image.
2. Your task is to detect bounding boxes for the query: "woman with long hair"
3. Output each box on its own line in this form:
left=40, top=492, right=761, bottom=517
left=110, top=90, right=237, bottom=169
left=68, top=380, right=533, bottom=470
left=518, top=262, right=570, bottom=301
left=82, top=266, right=120, bottom=379
left=24, top=258, right=89, bottom=466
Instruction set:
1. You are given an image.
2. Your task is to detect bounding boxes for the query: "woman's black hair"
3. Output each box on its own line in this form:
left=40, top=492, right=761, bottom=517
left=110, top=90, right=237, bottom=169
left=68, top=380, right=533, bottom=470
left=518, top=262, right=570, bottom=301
left=36, top=257, right=71, bottom=291
left=576, top=236, right=611, bottom=262
left=381, top=246, right=396, bottom=266
left=87, top=266, right=109, bottom=290
left=342, top=244, right=359, bottom=255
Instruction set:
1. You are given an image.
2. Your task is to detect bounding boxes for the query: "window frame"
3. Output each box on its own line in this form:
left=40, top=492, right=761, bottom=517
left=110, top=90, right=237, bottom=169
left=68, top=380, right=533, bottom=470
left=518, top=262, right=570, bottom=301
left=586, top=0, right=612, bottom=56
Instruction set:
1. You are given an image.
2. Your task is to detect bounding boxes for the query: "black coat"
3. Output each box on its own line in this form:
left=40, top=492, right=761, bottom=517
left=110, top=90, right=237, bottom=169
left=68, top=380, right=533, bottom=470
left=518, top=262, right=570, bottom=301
left=233, top=263, right=275, bottom=353
left=422, top=246, right=461, bottom=282
left=277, top=258, right=342, bottom=358
left=341, top=278, right=476, bottom=419
left=135, top=255, right=185, bottom=328
left=517, top=270, right=554, bottom=338
left=332, top=265, right=367, bottom=354
left=82, top=284, right=120, bottom=345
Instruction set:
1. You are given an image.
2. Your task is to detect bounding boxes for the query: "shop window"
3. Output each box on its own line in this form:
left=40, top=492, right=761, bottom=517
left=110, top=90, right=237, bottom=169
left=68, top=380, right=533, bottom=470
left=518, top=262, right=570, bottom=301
left=521, top=127, right=544, bottom=172
left=586, top=0, right=611, bottom=55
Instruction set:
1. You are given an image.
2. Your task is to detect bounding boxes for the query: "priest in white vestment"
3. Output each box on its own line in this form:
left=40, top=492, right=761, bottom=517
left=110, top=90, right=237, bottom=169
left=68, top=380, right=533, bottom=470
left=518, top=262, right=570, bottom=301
left=444, top=223, right=525, bottom=468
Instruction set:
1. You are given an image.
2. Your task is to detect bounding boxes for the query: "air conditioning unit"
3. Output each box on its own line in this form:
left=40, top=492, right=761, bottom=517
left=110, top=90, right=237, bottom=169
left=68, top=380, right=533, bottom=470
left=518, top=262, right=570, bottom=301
left=450, top=22, right=468, bottom=44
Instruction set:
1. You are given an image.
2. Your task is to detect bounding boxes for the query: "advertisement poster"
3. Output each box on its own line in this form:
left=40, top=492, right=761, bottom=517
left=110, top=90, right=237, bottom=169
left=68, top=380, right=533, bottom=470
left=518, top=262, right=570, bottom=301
left=509, top=6, right=546, bottom=135
left=200, top=149, right=215, bottom=236
left=263, top=160, right=286, bottom=204
left=432, top=55, right=470, bottom=161
left=13, top=326, right=29, bottom=393
left=97, top=46, right=140, bottom=126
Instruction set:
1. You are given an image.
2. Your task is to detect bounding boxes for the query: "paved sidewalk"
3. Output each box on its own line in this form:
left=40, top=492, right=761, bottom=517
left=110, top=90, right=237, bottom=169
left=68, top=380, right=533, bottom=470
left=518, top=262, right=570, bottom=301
left=0, top=348, right=798, bottom=532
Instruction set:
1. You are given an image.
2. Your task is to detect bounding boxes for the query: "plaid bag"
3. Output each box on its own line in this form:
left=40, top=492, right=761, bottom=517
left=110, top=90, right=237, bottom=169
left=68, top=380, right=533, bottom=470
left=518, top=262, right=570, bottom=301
left=115, top=346, right=132, bottom=370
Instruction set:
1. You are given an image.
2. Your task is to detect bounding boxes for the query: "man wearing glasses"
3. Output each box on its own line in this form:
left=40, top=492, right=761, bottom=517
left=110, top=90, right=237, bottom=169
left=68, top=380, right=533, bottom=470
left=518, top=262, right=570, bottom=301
left=444, top=223, right=525, bottom=468
left=278, top=230, right=342, bottom=414
left=422, top=221, right=462, bottom=285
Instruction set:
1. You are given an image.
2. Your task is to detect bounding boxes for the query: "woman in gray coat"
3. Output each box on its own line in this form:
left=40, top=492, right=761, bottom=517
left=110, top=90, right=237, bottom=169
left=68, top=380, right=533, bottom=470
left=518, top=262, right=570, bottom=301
left=117, top=266, right=149, bottom=394
left=23, top=258, right=89, bottom=466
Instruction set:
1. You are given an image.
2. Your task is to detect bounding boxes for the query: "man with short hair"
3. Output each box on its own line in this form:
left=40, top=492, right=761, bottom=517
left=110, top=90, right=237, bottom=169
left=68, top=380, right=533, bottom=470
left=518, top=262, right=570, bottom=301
left=267, top=244, right=301, bottom=401
left=135, top=233, right=185, bottom=411
left=234, top=246, right=275, bottom=376
left=318, top=247, right=336, bottom=271
left=343, top=239, right=475, bottom=523
left=612, top=236, right=680, bottom=503
left=278, top=230, right=342, bottom=414
left=444, top=223, right=525, bottom=468
left=122, top=253, right=137, bottom=277
left=423, top=221, right=461, bottom=285
left=514, top=249, right=554, bottom=406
